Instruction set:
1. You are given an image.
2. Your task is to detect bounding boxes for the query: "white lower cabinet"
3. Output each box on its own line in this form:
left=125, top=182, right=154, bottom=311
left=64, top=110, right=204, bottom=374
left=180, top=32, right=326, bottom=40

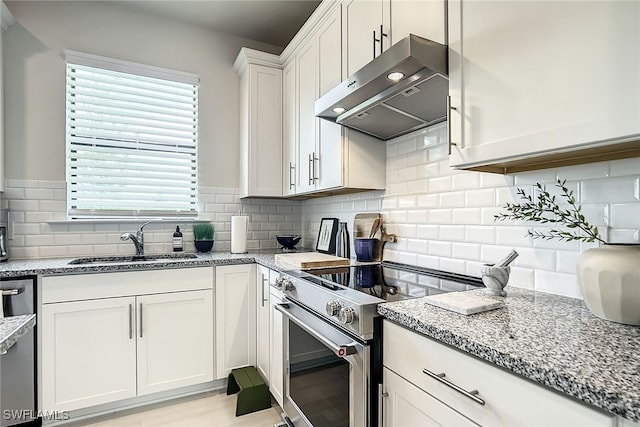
left=41, top=297, right=137, bottom=411
left=40, top=268, right=214, bottom=413
left=215, top=264, right=257, bottom=379
left=136, top=290, right=214, bottom=396
left=382, top=320, right=616, bottom=427
left=383, top=367, right=477, bottom=427
left=269, top=279, right=284, bottom=407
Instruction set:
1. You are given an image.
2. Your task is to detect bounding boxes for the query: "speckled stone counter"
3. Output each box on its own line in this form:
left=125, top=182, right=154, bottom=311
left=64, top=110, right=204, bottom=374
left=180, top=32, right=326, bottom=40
left=0, top=249, right=296, bottom=278
left=0, top=314, right=36, bottom=354
left=377, top=287, right=640, bottom=421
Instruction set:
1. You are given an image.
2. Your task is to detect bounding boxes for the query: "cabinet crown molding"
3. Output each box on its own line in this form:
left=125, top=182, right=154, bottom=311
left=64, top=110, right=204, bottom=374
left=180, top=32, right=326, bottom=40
left=233, top=47, right=281, bottom=77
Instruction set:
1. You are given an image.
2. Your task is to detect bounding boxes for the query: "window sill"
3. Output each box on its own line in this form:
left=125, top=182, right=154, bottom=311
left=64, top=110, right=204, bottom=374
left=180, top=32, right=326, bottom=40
left=47, top=218, right=209, bottom=226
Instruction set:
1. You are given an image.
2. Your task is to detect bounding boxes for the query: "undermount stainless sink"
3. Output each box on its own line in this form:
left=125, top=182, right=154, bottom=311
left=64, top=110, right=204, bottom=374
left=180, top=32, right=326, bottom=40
left=68, top=253, right=199, bottom=265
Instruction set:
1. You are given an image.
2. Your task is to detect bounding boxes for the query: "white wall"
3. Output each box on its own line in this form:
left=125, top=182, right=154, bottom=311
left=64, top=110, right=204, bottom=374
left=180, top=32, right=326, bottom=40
left=3, top=0, right=280, bottom=188
left=301, top=123, right=640, bottom=298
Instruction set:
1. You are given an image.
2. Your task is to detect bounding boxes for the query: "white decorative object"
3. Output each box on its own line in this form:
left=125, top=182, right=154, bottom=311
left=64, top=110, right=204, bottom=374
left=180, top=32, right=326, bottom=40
left=481, top=265, right=510, bottom=297
left=423, top=292, right=504, bottom=315
left=231, top=216, right=248, bottom=254
left=577, top=244, right=640, bottom=326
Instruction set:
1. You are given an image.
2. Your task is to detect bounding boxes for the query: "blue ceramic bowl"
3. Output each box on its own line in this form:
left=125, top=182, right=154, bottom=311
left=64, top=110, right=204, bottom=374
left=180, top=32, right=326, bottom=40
left=276, top=235, right=301, bottom=249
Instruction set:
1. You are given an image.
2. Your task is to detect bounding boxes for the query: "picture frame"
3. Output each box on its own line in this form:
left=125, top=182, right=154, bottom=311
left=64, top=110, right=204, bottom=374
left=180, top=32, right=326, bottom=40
left=316, top=218, right=338, bottom=254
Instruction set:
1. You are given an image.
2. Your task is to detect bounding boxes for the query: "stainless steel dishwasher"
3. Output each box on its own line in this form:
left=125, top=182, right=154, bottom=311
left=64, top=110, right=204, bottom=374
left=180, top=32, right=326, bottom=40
left=1, top=277, right=38, bottom=427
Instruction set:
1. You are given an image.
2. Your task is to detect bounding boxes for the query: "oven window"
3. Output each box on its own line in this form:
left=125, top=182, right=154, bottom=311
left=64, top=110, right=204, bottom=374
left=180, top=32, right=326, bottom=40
left=289, top=322, right=349, bottom=427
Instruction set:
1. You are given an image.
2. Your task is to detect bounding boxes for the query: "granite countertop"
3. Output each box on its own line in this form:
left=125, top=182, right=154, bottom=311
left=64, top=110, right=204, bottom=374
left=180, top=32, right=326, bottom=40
left=0, top=314, right=36, bottom=354
left=378, top=287, right=640, bottom=421
left=0, top=249, right=295, bottom=279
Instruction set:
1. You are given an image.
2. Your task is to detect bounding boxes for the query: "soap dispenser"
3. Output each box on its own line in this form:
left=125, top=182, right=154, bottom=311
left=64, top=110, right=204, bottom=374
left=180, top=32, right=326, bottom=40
left=173, top=226, right=183, bottom=252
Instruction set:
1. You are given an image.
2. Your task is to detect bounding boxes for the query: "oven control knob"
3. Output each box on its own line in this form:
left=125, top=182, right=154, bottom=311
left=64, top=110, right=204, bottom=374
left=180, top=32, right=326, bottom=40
left=338, top=307, right=356, bottom=325
left=282, top=279, right=295, bottom=292
left=325, top=300, right=342, bottom=317
left=274, top=277, right=284, bottom=289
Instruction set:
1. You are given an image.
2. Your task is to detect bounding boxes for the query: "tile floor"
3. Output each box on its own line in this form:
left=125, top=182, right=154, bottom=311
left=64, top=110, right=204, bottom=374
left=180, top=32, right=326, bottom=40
left=72, top=391, right=283, bottom=427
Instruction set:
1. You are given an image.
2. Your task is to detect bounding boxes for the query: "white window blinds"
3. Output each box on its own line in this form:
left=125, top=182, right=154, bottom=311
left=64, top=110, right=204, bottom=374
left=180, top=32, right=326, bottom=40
left=65, top=51, right=199, bottom=218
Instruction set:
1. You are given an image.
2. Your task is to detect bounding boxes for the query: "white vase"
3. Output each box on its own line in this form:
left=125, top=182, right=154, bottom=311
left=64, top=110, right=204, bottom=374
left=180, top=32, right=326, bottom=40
left=576, top=244, right=640, bottom=325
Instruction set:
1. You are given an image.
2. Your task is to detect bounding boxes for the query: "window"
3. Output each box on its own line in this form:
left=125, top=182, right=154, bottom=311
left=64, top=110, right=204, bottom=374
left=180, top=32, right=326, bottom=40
left=65, top=51, right=199, bottom=218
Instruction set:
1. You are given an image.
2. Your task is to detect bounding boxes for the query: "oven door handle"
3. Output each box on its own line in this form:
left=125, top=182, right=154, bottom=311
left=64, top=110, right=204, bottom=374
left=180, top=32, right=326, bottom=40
left=275, top=303, right=357, bottom=358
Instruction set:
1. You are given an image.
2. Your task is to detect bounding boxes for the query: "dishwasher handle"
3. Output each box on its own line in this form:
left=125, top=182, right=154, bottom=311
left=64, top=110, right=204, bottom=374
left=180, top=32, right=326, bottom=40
left=1, top=287, right=24, bottom=296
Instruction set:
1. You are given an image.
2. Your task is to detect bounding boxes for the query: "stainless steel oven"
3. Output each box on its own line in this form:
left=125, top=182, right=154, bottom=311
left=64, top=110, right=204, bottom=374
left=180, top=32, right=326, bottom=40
left=274, top=261, right=484, bottom=427
left=276, top=300, right=369, bottom=427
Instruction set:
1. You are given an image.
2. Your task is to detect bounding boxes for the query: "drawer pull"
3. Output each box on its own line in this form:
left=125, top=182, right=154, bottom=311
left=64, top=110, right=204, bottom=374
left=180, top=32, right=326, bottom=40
left=423, top=368, right=485, bottom=406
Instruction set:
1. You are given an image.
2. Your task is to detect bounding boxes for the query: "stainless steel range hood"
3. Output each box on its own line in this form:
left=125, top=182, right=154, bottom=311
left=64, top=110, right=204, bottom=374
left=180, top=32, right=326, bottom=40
left=315, top=34, right=448, bottom=141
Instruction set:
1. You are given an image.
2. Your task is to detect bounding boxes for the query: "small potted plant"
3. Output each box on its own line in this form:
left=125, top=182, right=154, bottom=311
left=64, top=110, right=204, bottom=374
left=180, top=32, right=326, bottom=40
left=495, top=179, right=640, bottom=325
left=192, top=223, right=214, bottom=253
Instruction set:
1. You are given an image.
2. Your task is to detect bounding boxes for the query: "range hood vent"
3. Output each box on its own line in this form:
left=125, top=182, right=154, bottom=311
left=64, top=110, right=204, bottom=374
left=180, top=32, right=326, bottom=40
left=315, top=34, right=448, bottom=141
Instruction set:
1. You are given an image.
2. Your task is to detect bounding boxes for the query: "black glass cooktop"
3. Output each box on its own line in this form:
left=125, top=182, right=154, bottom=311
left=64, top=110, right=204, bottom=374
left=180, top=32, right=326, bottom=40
left=303, top=261, right=484, bottom=302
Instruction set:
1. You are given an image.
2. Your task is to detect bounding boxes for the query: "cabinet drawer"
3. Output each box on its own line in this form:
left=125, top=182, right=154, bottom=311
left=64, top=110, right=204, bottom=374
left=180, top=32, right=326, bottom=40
left=42, top=267, right=214, bottom=303
left=383, top=321, right=615, bottom=426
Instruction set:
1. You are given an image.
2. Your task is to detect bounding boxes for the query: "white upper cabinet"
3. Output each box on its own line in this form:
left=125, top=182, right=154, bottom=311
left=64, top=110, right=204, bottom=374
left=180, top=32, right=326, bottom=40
left=290, top=4, right=386, bottom=196
left=342, top=0, right=446, bottom=76
left=448, top=0, right=640, bottom=173
left=343, top=0, right=384, bottom=76
left=295, top=39, right=319, bottom=194
left=235, top=49, right=283, bottom=197
left=1, top=2, right=16, bottom=192
left=387, top=0, right=446, bottom=46
left=283, top=60, right=298, bottom=196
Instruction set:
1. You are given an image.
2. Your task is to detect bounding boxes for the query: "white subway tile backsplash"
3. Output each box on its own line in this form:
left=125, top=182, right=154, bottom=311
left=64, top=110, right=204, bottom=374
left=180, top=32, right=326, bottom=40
left=439, top=225, right=465, bottom=242
left=534, top=270, right=581, bottom=298
left=428, top=176, right=452, bottom=193
left=609, top=157, right=640, bottom=176
left=465, top=188, right=495, bottom=207
left=465, top=226, right=496, bottom=244
left=452, top=208, right=481, bottom=225
left=452, top=173, right=480, bottom=191
left=452, top=242, right=481, bottom=261
left=609, top=203, right=640, bottom=228
left=582, top=177, right=639, bottom=203
left=428, top=240, right=452, bottom=257
left=439, top=191, right=465, bottom=208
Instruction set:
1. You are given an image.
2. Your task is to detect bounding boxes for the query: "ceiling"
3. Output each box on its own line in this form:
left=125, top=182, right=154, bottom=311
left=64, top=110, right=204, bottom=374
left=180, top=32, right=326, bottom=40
left=120, top=0, right=322, bottom=48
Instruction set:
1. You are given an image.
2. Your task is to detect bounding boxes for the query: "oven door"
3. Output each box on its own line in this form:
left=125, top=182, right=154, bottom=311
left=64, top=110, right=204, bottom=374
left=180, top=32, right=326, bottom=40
left=276, top=301, right=369, bottom=427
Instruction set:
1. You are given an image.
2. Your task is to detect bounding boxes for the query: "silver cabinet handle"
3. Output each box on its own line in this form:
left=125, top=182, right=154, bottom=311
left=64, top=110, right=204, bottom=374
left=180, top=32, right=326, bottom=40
left=312, top=153, right=319, bottom=182
left=372, top=30, right=377, bottom=59
left=139, top=303, right=143, bottom=338
left=1, top=288, right=24, bottom=296
left=447, top=95, right=458, bottom=155
left=128, top=304, right=133, bottom=339
left=308, top=154, right=313, bottom=185
left=378, top=383, right=388, bottom=425
left=422, top=368, right=485, bottom=406
left=373, top=25, right=388, bottom=58
left=379, top=24, right=387, bottom=55
left=289, top=162, right=295, bottom=190
left=261, top=274, right=268, bottom=307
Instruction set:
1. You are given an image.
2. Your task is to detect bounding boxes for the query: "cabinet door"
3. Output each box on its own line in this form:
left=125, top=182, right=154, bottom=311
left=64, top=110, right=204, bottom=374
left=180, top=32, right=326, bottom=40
left=388, top=0, right=446, bottom=45
left=41, top=297, right=137, bottom=412
left=283, top=60, right=298, bottom=196
left=243, top=65, right=283, bottom=197
left=316, top=6, right=345, bottom=191
left=343, top=0, right=384, bottom=76
left=256, top=265, right=271, bottom=383
left=215, top=264, right=257, bottom=379
left=296, top=39, right=319, bottom=194
left=269, top=288, right=284, bottom=407
left=448, top=0, right=640, bottom=170
left=136, top=290, right=214, bottom=395
left=383, top=367, right=478, bottom=427
left=318, top=6, right=343, bottom=96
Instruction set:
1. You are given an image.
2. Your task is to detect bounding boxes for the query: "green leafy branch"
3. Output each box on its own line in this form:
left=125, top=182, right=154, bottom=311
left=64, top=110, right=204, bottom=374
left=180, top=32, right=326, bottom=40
left=494, top=179, right=605, bottom=244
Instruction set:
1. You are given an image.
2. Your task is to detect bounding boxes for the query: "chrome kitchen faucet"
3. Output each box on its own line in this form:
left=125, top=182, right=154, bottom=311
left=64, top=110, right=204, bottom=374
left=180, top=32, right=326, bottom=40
left=120, top=220, right=153, bottom=256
